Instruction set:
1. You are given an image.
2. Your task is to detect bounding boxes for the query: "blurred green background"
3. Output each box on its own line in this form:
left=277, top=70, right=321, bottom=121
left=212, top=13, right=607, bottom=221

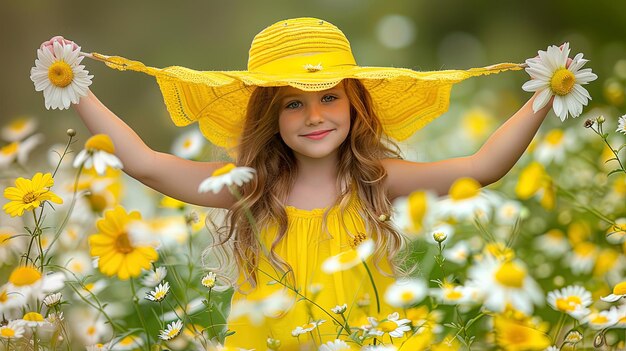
left=2, top=0, right=626, bottom=154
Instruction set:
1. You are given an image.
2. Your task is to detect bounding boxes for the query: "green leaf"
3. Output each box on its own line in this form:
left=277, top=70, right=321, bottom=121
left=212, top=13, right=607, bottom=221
left=604, top=157, right=618, bottom=164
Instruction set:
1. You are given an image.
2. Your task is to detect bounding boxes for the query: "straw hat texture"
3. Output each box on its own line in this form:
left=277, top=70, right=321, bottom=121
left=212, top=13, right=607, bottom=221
left=91, top=17, right=523, bottom=150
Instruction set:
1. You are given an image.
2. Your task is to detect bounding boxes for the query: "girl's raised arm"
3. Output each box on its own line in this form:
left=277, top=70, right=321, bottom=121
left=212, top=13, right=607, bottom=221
left=382, top=91, right=552, bottom=199
left=73, top=91, right=236, bottom=209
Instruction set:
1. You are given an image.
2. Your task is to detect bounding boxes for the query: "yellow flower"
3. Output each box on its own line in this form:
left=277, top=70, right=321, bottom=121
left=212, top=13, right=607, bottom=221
left=3, top=172, right=63, bottom=217
left=494, top=314, right=551, bottom=351
left=89, top=206, right=158, bottom=280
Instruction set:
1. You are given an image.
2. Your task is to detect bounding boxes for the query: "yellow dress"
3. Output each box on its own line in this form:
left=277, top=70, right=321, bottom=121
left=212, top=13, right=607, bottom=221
left=224, top=195, right=396, bottom=350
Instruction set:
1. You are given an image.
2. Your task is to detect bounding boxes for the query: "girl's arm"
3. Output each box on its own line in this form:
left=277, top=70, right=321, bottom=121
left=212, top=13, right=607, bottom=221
left=382, top=91, right=552, bottom=199
left=73, top=90, right=236, bottom=209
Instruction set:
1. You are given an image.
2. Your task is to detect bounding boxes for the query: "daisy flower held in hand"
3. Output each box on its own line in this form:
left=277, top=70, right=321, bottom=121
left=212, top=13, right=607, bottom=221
left=3, top=172, right=63, bottom=217
left=198, top=163, right=255, bottom=194
left=73, top=134, right=123, bottom=175
left=522, top=42, right=597, bottom=121
left=30, top=40, right=92, bottom=110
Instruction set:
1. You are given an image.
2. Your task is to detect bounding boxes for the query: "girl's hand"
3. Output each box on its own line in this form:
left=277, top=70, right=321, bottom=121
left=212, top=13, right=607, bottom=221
left=41, top=36, right=80, bottom=53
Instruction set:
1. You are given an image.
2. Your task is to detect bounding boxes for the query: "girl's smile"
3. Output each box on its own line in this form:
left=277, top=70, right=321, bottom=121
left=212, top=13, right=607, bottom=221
left=300, top=128, right=336, bottom=140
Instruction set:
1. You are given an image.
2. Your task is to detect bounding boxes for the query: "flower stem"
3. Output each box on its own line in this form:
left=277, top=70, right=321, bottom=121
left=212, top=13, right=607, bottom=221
left=362, top=261, right=381, bottom=314
left=130, top=278, right=152, bottom=351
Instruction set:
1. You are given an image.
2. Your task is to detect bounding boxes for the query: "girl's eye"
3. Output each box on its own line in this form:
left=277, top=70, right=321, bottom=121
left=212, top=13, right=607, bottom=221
left=285, top=101, right=302, bottom=109
left=322, top=95, right=337, bottom=103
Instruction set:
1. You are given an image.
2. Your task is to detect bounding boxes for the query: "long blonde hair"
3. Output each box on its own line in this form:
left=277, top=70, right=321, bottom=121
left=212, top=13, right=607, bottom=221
left=218, top=79, right=406, bottom=288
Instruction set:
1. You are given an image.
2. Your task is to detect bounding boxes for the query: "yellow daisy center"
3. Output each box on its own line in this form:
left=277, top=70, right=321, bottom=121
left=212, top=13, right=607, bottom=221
left=400, top=291, right=415, bottom=302
left=337, top=250, right=358, bottom=264
left=555, top=296, right=582, bottom=311
left=120, top=336, right=135, bottom=345
left=115, top=232, right=134, bottom=254
left=591, top=315, right=608, bottom=324
left=1, top=328, right=15, bottom=337
left=545, top=129, right=564, bottom=146
left=550, top=68, right=576, bottom=96
left=84, top=283, right=95, bottom=291
left=166, top=328, right=180, bottom=338
left=573, top=242, right=595, bottom=257
left=613, top=282, right=626, bottom=295
left=154, top=290, right=167, bottom=300
left=22, top=191, right=38, bottom=205
left=1, top=142, right=18, bottom=156
left=48, top=61, right=74, bottom=88
left=379, top=320, right=397, bottom=332
left=9, top=118, right=27, bottom=131
left=0, top=289, right=8, bottom=303
left=9, top=266, right=42, bottom=286
left=23, top=312, right=45, bottom=322
left=85, top=134, right=115, bottom=153
left=494, top=261, right=526, bottom=288
left=212, top=163, right=236, bottom=177
left=87, top=193, right=108, bottom=213
left=87, top=326, right=97, bottom=335
left=183, top=139, right=193, bottom=149
left=449, top=178, right=481, bottom=201
left=445, top=290, right=463, bottom=300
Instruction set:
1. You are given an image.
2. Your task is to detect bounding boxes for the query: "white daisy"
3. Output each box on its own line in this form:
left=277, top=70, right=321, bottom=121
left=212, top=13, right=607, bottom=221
left=426, top=223, right=455, bottom=245
left=43, top=292, right=63, bottom=307
left=60, top=250, right=95, bottom=277
left=0, top=134, right=44, bottom=168
left=73, top=134, right=123, bottom=175
left=6, top=265, right=65, bottom=301
left=616, top=114, right=626, bottom=135
left=161, top=297, right=207, bottom=322
left=533, top=128, right=577, bottom=165
left=110, top=335, right=144, bottom=350
left=0, top=283, right=27, bottom=316
left=436, top=177, right=494, bottom=222
left=467, top=256, right=543, bottom=315
left=1, top=116, right=37, bottom=142
left=318, top=339, right=352, bottom=351
left=564, top=242, right=597, bottom=274
left=546, top=285, right=592, bottom=320
left=606, top=218, right=626, bottom=244
left=0, top=320, right=25, bottom=340
left=384, top=278, right=428, bottom=308
left=229, top=290, right=294, bottom=326
left=291, top=319, right=325, bottom=336
left=18, top=311, right=55, bottom=329
left=534, top=229, right=570, bottom=258
left=141, top=267, right=167, bottom=287
left=198, top=163, right=256, bottom=194
left=321, top=239, right=375, bottom=274
left=391, top=190, right=438, bottom=235
left=201, top=272, right=217, bottom=289
left=430, top=283, right=480, bottom=306
left=145, top=281, right=170, bottom=302
left=86, top=343, right=111, bottom=351
left=366, top=312, right=411, bottom=338
left=522, top=42, right=597, bottom=121
left=495, top=200, right=524, bottom=226
left=30, top=41, right=92, bottom=110
left=159, top=319, right=184, bottom=341
left=601, top=281, right=626, bottom=302
left=585, top=308, right=619, bottom=330
left=171, top=128, right=205, bottom=159
left=443, top=240, right=471, bottom=265
left=331, top=303, right=347, bottom=314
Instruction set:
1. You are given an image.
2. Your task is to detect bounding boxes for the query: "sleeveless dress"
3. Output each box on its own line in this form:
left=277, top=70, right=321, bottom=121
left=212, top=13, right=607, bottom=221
left=224, top=195, right=396, bottom=350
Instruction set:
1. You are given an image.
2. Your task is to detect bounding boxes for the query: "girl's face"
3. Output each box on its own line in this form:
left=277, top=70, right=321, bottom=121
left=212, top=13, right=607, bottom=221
left=277, top=84, right=351, bottom=162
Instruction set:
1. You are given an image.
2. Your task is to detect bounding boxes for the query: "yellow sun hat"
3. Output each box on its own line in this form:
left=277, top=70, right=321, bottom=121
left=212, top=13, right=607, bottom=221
left=89, top=17, right=523, bottom=150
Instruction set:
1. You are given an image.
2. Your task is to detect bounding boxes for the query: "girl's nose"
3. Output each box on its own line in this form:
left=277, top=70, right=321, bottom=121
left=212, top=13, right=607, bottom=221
left=305, top=105, right=324, bottom=126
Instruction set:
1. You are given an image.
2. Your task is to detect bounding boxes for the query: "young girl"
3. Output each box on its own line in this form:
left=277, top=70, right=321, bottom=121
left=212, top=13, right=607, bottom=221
left=49, top=17, right=555, bottom=349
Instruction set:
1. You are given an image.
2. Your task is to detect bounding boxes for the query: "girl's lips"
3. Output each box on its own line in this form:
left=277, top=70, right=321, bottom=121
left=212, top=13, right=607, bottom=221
left=301, top=129, right=334, bottom=140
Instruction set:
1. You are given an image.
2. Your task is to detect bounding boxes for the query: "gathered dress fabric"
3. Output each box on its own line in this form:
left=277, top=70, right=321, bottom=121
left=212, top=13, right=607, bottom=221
left=224, top=195, right=396, bottom=350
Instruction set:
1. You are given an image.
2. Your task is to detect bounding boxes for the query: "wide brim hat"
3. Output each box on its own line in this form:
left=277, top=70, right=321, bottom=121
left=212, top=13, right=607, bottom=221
left=90, top=17, right=523, bottom=151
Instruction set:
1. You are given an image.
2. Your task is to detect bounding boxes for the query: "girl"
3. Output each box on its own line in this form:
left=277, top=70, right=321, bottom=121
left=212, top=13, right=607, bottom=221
left=48, top=17, right=556, bottom=349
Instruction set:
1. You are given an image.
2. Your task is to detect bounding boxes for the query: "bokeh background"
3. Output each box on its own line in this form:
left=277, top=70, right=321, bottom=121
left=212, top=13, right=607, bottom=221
left=2, top=0, right=625, bottom=157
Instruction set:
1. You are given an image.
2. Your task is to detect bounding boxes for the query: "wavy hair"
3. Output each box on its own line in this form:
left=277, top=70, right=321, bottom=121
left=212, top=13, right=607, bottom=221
left=212, top=79, right=408, bottom=290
